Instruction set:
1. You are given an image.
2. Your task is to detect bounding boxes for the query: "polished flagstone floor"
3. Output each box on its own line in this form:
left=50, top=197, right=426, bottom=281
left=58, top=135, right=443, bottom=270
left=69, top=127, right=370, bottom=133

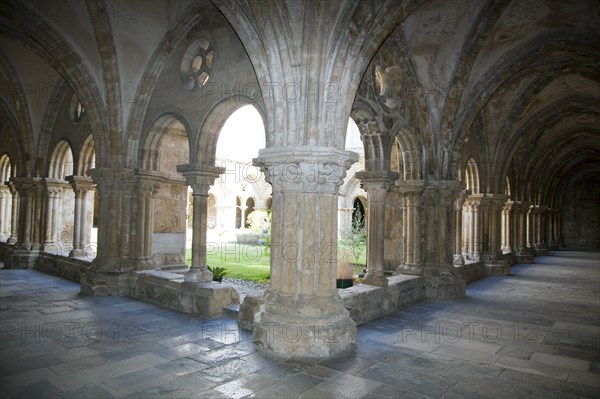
left=1, top=251, right=599, bottom=398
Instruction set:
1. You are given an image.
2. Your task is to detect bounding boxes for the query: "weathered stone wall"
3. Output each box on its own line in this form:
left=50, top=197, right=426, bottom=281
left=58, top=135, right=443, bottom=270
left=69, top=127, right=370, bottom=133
left=34, top=253, right=87, bottom=282
left=154, top=182, right=187, bottom=233
left=384, top=186, right=404, bottom=270
left=129, top=270, right=239, bottom=317
left=561, top=174, right=600, bottom=249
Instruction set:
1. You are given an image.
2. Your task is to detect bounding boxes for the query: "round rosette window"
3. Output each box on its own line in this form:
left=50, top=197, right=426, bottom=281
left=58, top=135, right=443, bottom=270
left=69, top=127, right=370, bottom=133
left=180, top=39, right=215, bottom=90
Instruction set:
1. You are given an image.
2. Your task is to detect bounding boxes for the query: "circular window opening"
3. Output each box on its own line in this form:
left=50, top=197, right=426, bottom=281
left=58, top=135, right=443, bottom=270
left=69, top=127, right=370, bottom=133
left=180, top=38, right=217, bottom=91
left=69, top=94, right=85, bottom=124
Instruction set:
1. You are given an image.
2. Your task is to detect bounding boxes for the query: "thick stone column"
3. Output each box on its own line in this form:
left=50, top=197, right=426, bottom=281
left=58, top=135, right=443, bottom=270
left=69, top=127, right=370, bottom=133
left=66, top=176, right=94, bottom=257
left=129, top=171, right=163, bottom=269
left=7, top=177, right=42, bottom=268
left=515, top=201, right=534, bottom=263
left=399, top=181, right=424, bottom=275
left=399, top=180, right=465, bottom=297
left=534, top=205, right=549, bottom=255
left=0, top=184, right=10, bottom=241
left=252, top=147, right=358, bottom=358
left=501, top=200, right=514, bottom=254
left=41, top=180, right=63, bottom=252
left=355, top=171, right=398, bottom=286
left=463, top=195, right=483, bottom=261
left=7, top=182, right=18, bottom=244
left=481, top=195, right=510, bottom=275
left=177, top=164, right=224, bottom=282
left=453, top=191, right=467, bottom=266
left=81, top=167, right=136, bottom=295
left=546, top=208, right=559, bottom=250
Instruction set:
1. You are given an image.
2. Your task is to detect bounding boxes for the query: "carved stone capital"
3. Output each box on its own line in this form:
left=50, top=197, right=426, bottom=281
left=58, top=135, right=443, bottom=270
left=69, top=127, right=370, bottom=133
left=254, top=146, right=358, bottom=195
left=356, top=170, right=399, bottom=201
left=177, top=163, right=225, bottom=195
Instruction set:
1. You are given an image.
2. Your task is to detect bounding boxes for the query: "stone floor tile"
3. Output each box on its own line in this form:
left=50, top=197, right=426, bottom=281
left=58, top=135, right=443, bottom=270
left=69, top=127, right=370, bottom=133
left=200, top=358, right=264, bottom=384
left=531, top=351, right=591, bottom=371
left=363, top=383, right=432, bottom=399
left=155, top=356, right=210, bottom=376
left=103, top=366, right=174, bottom=394
left=434, top=344, right=500, bottom=364
left=250, top=373, right=323, bottom=398
left=502, top=379, right=582, bottom=399
left=10, top=379, right=63, bottom=399
left=60, top=383, right=117, bottom=399
left=0, top=354, right=62, bottom=377
left=304, top=364, right=343, bottom=380
left=568, top=370, right=600, bottom=388
left=359, top=362, right=457, bottom=397
left=312, top=373, right=381, bottom=399
left=153, top=342, right=211, bottom=360
left=495, top=355, right=571, bottom=380
left=494, top=345, right=534, bottom=360
left=113, top=353, right=171, bottom=373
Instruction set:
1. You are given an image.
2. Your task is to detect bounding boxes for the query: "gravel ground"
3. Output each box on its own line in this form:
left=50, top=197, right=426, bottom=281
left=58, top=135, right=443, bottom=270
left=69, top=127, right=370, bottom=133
left=223, top=277, right=268, bottom=303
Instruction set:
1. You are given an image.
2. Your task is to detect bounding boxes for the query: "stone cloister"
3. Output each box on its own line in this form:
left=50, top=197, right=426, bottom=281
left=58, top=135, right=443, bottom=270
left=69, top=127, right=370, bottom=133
left=0, top=0, right=599, bottom=360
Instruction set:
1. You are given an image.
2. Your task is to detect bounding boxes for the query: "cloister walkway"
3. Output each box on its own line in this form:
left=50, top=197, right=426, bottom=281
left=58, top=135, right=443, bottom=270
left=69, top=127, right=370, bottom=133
left=0, top=251, right=599, bottom=398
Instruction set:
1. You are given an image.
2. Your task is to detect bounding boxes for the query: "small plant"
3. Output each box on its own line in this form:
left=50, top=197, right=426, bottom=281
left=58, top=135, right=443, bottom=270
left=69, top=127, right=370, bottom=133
left=207, top=265, right=227, bottom=282
left=340, top=211, right=367, bottom=266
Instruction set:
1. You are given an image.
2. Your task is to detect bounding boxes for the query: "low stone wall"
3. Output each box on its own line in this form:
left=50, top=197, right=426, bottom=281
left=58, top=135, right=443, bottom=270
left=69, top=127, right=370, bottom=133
left=239, top=275, right=427, bottom=329
left=34, top=253, right=88, bottom=282
left=0, top=242, right=12, bottom=263
left=454, top=261, right=484, bottom=283
left=340, top=275, right=425, bottom=324
left=129, top=270, right=240, bottom=317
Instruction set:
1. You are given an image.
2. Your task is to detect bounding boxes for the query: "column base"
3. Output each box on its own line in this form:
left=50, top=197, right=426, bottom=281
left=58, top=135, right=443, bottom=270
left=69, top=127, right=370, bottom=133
left=253, top=293, right=356, bottom=358
left=453, top=255, right=465, bottom=266
left=7, top=236, right=17, bottom=244
left=483, top=258, right=510, bottom=276
left=516, top=248, right=534, bottom=264
left=362, top=271, right=388, bottom=286
left=69, top=248, right=86, bottom=258
left=400, top=263, right=423, bottom=276
left=80, top=268, right=131, bottom=296
left=535, top=244, right=549, bottom=256
left=184, top=266, right=213, bottom=282
left=7, top=249, right=39, bottom=269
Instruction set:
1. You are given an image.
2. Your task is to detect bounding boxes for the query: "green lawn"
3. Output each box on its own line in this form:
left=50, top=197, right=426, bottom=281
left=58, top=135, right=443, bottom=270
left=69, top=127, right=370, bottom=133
left=186, top=244, right=271, bottom=283
left=185, top=241, right=366, bottom=284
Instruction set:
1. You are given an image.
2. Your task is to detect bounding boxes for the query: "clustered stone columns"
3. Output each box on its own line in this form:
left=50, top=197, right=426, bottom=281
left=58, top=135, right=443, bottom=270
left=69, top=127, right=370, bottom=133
left=41, top=179, right=64, bottom=252
left=177, top=164, right=224, bottom=283
left=6, top=182, right=18, bottom=244
left=132, top=172, right=161, bottom=269
left=481, top=195, right=510, bottom=275
left=398, top=180, right=465, bottom=298
left=501, top=200, right=514, bottom=255
left=514, top=201, right=534, bottom=263
left=13, top=177, right=39, bottom=251
left=253, top=147, right=358, bottom=358
left=66, top=176, right=94, bottom=257
left=0, top=183, right=11, bottom=241
left=462, top=194, right=483, bottom=262
left=546, top=208, right=560, bottom=250
left=452, top=190, right=468, bottom=266
left=81, top=166, right=136, bottom=295
left=398, top=181, right=424, bottom=275
left=355, top=170, right=398, bottom=286
left=532, top=205, right=549, bottom=256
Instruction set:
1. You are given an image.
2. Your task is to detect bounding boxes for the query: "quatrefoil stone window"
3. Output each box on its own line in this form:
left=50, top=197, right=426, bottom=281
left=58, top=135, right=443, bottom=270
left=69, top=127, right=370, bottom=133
left=180, top=39, right=216, bottom=91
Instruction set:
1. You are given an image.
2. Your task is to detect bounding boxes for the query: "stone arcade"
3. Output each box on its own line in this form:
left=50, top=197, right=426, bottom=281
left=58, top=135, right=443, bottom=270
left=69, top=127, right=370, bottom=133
left=0, top=0, right=599, bottom=361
